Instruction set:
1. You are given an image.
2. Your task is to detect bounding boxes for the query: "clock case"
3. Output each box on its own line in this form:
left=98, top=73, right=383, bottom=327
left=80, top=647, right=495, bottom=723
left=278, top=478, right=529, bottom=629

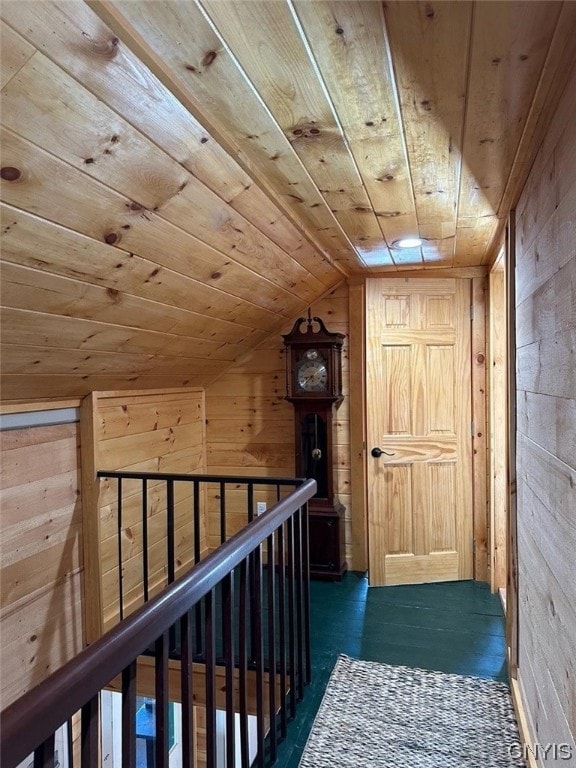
left=282, top=314, right=347, bottom=580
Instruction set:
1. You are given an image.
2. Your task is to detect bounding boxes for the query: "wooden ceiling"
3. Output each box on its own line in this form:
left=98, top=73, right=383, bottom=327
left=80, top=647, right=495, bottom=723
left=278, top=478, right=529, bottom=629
left=1, top=1, right=575, bottom=400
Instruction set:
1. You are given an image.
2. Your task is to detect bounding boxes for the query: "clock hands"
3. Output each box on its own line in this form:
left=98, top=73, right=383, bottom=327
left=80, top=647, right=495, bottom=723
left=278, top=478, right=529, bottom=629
left=299, top=361, right=327, bottom=389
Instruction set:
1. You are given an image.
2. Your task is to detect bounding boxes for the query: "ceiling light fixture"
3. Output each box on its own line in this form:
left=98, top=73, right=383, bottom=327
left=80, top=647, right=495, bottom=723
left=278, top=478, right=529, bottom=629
left=392, top=237, right=424, bottom=249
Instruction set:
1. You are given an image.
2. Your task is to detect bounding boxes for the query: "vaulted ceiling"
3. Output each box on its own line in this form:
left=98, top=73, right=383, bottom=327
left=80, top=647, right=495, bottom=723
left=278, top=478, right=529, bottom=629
left=1, top=1, right=575, bottom=400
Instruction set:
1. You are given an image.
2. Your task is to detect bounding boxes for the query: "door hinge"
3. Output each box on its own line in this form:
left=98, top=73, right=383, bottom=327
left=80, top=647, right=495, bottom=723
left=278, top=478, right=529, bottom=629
left=470, top=304, right=474, bottom=321
left=471, top=420, right=475, bottom=436
left=473, top=539, right=477, bottom=554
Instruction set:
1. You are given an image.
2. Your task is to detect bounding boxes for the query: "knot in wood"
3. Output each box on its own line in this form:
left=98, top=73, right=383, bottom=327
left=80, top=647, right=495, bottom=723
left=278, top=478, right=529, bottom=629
left=1, top=166, right=22, bottom=181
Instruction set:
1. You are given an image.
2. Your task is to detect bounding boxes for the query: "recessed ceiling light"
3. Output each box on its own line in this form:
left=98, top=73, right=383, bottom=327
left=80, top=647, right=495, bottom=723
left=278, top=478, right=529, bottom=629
left=392, top=237, right=424, bottom=249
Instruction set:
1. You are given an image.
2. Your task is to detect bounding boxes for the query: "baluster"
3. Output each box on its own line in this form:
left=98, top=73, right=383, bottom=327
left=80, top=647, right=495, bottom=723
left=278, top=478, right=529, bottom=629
left=66, top=718, right=74, bottom=768
left=222, top=572, right=235, bottom=767
left=142, top=478, right=149, bottom=602
left=180, top=610, right=194, bottom=768
left=155, top=631, right=170, bottom=768
left=205, top=591, right=217, bottom=768
left=121, top=661, right=137, bottom=768
left=193, top=481, right=203, bottom=659
left=33, top=735, right=54, bottom=768
left=117, top=477, right=124, bottom=620
left=277, top=522, right=288, bottom=739
left=286, top=516, right=297, bottom=719
left=81, top=696, right=99, bottom=768
left=220, top=480, right=226, bottom=545
left=253, top=545, right=265, bottom=768
left=302, top=504, right=312, bottom=685
left=247, top=483, right=254, bottom=526
left=267, top=531, right=277, bottom=762
left=238, top=559, right=249, bottom=768
left=166, top=480, right=175, bottom=585
left=193, top=480, right=201, bottom=566
left=294, top=510, right=304, bottom=701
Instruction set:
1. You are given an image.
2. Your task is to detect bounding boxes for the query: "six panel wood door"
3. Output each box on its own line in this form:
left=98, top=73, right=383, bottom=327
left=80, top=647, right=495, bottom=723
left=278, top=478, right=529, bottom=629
left=366, top=279, right=473, bottom=586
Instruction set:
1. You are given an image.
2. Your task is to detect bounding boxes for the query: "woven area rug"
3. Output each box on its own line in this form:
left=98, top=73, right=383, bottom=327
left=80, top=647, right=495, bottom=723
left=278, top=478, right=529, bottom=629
left=299, top=655, right=524, bottom=767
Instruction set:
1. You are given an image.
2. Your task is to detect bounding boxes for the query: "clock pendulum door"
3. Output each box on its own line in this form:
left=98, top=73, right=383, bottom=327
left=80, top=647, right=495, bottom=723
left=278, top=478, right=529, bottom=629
left=300, top=413, right=328, bottom=498
left=294, top=403, right=346, bottom=580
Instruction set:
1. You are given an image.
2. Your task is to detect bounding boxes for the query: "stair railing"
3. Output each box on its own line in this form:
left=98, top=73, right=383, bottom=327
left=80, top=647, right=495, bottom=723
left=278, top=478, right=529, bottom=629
left=95, top=471, right=312, bottom=633
left=1, top=477, right=315, bottom=768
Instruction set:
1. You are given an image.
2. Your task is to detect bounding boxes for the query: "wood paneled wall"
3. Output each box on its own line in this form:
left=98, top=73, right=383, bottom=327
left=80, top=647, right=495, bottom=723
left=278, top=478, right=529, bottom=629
left=205, top=284, right=352, bottom=563
left=0, top=414, right=83, bottom=708
left=514, top=64, right=576, bottom=757
left=80, top=388, right=206, bottom=640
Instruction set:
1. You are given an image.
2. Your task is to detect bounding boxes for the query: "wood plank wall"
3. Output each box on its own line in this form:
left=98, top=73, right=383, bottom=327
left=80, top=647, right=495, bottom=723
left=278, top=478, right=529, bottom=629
left=0, top=414, right=84, bottom=708
left=205, top=284, right=352, bottom=563
left=80, top=388, right=207, bottom=640
left=514, top=64, right=576, bottom=757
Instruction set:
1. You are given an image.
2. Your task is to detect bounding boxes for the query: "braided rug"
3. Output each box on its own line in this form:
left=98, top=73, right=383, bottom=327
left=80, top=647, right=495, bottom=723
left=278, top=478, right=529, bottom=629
left=299, top=655, right=524, bottom=767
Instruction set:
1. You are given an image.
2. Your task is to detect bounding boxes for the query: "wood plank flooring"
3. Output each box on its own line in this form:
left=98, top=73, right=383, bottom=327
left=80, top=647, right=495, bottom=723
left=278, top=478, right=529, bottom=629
left=274, top=573, right=507, bottom=768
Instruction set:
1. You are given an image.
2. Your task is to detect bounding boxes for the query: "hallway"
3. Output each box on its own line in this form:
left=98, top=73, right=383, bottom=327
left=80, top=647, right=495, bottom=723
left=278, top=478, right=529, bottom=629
left=275, top=574, right=507, bottom=768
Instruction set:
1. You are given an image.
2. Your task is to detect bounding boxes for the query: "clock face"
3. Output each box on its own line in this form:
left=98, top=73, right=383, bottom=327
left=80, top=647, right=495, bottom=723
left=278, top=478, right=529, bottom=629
left=296, top=354, right=328, bottom=392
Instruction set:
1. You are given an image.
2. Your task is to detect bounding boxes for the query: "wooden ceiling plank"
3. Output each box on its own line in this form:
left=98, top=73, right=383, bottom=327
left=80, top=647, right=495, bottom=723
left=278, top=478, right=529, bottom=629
left=200, top=0, right=385, bottom=266
left=362, top=266, right=488, bottom=280
left=319, top=193, right=394, bottom=265
left=0, top=21, right=35, bottom=89
left=0, top=307, right=241, bottom=363
left=227, top=181, right=340, bottom=286
left=0, top=260, right=268, bottom=345
left=382, top=1, right=472, bottom=246
left=0, top=126, right=315, bottom=317
left=1, top=4, right=350, bottom=280
left=0, top=375, right=212, bottom=402
left=420, top=238, right=456, bottom=265
left=0, top=345, right=215, bottom=379
left=454, top=215, right=501, bottom=268
left=0, top=343, right=228, bottom=377
left=79, top=0, right=358, bottom=272
left=292, top=0, right=418, bottom=258
left=457, top=1, right=562, bottom=225
left=0, top=205, right=283, bottom=330
left=0, top=56, right=325, bottom=305
left=1, top=0, right=570, bottom=306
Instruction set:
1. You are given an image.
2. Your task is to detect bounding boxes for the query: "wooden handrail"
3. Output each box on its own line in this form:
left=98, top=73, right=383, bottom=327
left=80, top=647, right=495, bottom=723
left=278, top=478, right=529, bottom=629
left=1, top=477, right=316, bottom=768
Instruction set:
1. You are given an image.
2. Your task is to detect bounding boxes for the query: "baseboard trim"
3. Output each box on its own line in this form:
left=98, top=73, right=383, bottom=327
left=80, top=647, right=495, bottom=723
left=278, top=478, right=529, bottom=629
left=511, top=675, right=538, bottom=768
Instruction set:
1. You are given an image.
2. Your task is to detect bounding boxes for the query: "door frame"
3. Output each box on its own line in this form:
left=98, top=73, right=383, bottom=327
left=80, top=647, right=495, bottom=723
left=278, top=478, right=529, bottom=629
left=348, top=270, right=489, bottom=582
left=489, top=249, right=508, bottom=591
left=505, top=212, right=519, bottom=676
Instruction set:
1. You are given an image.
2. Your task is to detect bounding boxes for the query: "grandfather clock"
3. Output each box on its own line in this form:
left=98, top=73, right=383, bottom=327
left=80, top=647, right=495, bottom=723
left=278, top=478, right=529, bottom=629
left=282, top=310, right=347, bottom=580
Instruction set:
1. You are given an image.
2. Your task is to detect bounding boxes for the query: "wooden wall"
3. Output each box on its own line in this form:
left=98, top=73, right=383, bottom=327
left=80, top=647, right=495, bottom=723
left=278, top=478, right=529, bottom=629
left=0, top=410, right=83, bottom=708
left=205, top=284, right=352, bottom=564
left=80, top=389, right=206, bottom=640
left=514, top=63, right=575, bottom=758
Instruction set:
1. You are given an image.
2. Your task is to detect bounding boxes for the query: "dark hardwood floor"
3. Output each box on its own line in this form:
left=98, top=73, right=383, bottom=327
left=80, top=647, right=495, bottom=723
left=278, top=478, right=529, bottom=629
left=273, top=573, right=508, bottom=768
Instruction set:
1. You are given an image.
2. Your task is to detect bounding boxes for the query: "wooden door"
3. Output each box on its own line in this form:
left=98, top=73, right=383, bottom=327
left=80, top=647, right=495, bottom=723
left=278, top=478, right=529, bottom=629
left=366, top=278, right=473, bottom=586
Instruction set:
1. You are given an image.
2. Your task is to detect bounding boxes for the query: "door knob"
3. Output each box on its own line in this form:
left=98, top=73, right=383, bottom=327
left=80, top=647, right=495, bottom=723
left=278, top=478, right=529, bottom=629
left=371, top=447, right=395, bottom=458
